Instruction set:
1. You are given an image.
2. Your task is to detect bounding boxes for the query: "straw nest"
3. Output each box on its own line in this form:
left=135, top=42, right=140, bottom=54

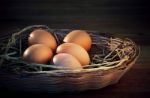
left=0, top=25, right=139, bottom=93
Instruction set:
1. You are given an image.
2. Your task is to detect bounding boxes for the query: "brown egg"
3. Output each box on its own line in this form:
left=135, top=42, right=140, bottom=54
left=53, top=53, right=82, bottom=70
left=28, top=29, right=57, bottom=51
left=23, top=44, right=53, bottom=64
left=56, top=43, right=90, bottom=65
left=63, top=30, right=92, bottom=51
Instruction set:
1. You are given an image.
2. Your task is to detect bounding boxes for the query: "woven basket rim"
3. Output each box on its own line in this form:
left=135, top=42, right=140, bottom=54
left=22, top=49, right=139, bottom=75
left=0, top=25, right=140, bottom=75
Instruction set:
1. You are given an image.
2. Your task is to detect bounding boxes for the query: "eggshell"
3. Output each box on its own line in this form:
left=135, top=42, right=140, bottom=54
left=23, top=44, right=53, bottom=64
left=28, top=29, right=57, bottom=51
left=53, top=53, right=82, bottom=70
left=56, top=43, right=90, bottom=65
left=63, top=30, right=92, bottom=51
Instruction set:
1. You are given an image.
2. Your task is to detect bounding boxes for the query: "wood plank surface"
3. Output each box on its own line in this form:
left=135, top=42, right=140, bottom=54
left=0, top=0, right=150, bottom=98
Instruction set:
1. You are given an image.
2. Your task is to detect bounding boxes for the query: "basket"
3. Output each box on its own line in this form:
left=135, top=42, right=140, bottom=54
left=0, top=25, right=139, bottom=93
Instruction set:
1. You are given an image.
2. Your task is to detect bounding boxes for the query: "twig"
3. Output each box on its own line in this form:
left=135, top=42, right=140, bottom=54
left=84, top=58, right=127, bottom=68
left=0, top=25, right=136, bottom=72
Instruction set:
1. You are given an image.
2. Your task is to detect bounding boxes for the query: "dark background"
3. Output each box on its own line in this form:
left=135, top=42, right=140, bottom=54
left=0, top=0, right=150, bottom=98
left=0, top=0, right=150, bottom=44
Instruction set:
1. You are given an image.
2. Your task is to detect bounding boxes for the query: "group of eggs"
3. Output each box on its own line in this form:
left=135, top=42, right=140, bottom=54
left=23, top=29, right=92, bottom=70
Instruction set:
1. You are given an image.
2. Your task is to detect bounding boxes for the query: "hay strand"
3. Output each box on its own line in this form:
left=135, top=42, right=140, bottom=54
left=0, top=25, right=137, bottom=73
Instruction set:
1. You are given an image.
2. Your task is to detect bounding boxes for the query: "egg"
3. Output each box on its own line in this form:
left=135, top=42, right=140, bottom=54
left=53, top=53, right=82, bottom=70
left=56, top=43, right=90, bottom=65
left=28, top=29, right=57, bottom=51
left=63, top=30, right=92, bottom=51
left=23, top=44, right=53, bottom=64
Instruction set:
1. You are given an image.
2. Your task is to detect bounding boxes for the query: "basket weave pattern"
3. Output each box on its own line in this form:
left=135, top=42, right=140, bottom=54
left=0, top=25, right=139, bottom=93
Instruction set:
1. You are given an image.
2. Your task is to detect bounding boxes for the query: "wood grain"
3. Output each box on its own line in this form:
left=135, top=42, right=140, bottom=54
left=0, top=0, right=150, bottom=97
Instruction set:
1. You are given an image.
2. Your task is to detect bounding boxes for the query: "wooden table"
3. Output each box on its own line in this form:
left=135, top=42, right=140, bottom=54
left=0, top=0, right=150, bottom=97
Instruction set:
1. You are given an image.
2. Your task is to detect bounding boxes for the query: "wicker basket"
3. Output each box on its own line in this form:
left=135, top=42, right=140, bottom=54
left=0, top=25, right=139, bottom=93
